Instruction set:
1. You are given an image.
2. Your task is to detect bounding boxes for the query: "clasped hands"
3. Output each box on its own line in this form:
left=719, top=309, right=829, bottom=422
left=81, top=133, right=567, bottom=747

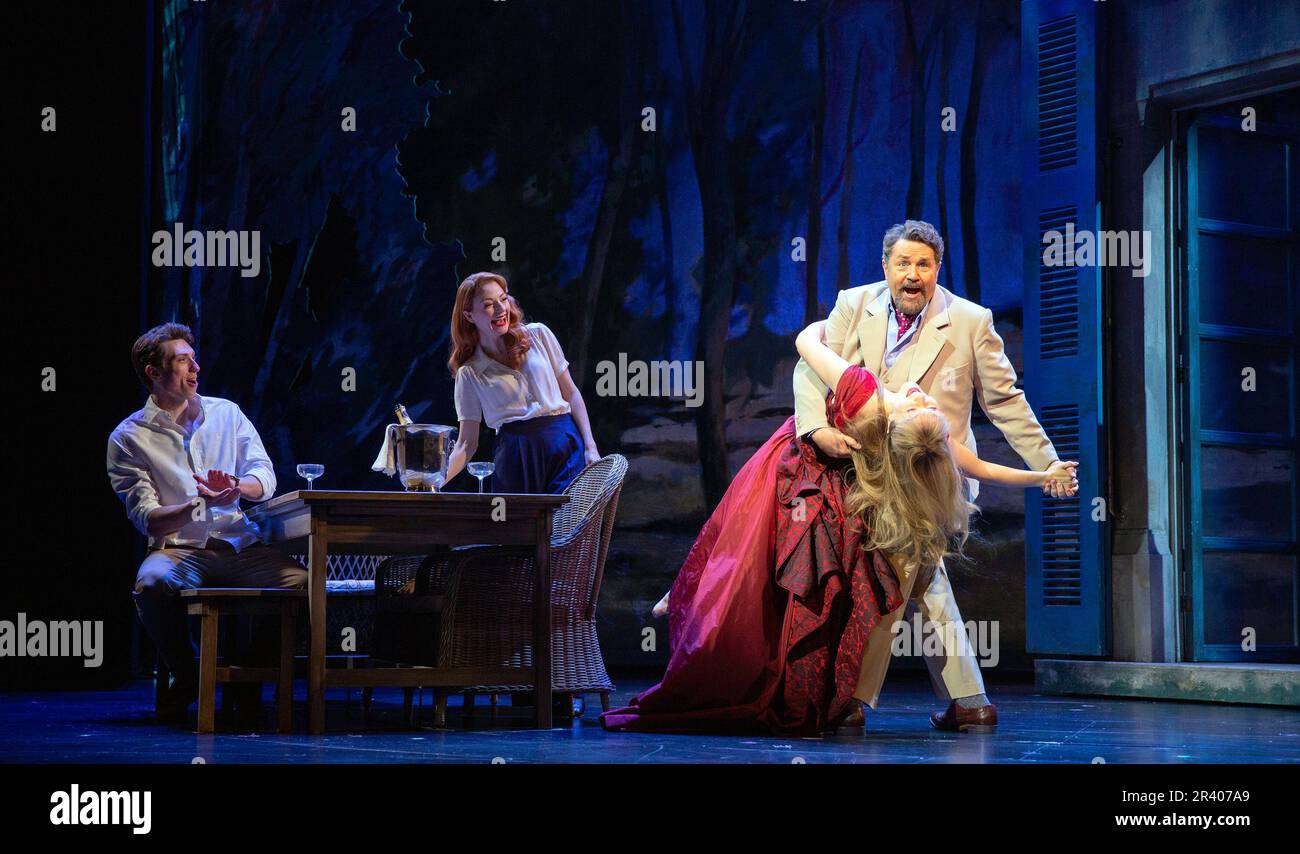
left=1041, top=460, right=1079, bottom=498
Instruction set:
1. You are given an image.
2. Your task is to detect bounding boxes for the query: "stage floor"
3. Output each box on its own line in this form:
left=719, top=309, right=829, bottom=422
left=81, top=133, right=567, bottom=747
left=1, top=673, right=1295, bottom=764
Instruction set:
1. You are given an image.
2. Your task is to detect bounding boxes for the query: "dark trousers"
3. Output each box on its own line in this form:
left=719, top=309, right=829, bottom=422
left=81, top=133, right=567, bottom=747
left=134, top=540, right=307, bottom=686
left=493, top=413, right=586, bottom=494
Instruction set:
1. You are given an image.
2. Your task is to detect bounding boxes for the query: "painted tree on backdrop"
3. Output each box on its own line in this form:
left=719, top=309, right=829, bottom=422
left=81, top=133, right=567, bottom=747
left=672, top=0, right=836, bottom=510
left=805, top=0, right=873, bottom=325
left=395, top=0, right=653, bottom=387
left=901, top=0, right=1013, bottom=306
left=670, top=0, right=748, bottom=510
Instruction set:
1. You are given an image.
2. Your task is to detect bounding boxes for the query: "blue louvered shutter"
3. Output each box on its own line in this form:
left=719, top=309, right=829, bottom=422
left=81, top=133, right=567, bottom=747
left=1021, top=0, right=1109, bottom=655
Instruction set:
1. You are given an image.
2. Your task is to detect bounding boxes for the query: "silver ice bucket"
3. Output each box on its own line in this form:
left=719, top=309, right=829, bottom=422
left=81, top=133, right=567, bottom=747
left=389, top=423, right=456, bottom=492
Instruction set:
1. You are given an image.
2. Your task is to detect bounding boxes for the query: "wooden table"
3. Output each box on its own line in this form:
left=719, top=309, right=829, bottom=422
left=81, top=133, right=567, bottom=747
left=246, top=490, right=568, bottom=733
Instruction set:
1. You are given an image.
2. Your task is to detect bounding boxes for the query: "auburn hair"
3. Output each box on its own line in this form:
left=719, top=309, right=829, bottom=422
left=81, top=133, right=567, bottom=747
left=841, top=405, right=973, bottom=580
left=447, top=272, right=531, bottom=376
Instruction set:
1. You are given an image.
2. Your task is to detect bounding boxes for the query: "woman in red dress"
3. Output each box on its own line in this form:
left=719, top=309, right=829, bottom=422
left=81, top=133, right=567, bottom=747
left=601, top=321, right=1077, bottom=735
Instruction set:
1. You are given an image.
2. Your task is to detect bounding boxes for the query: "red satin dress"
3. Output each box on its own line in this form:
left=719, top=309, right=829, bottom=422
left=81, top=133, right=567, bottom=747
left=601, top=366, right=904, bottom=734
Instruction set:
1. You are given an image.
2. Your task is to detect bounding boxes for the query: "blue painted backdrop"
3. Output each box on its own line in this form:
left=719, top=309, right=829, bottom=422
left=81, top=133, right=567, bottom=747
left=148, top=0, right=1034, bottom=665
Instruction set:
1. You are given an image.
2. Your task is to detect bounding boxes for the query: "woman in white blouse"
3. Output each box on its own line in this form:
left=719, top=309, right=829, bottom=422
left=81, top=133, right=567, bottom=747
left=443, top=272, right=601, bottom=493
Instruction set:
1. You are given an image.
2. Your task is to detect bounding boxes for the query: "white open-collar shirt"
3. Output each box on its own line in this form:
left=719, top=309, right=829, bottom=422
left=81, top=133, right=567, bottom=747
left=106, top=394, right=277, bottom=551
left=454, top=322, right=572, bottom=431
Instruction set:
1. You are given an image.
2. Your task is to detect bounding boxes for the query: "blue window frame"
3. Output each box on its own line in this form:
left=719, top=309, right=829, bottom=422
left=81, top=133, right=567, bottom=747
left=1180, top=93, right=1300, bottom=663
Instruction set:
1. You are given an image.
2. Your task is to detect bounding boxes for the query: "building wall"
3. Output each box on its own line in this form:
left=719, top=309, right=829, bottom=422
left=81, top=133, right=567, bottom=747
left=1103, top=0, right=1299, bottom=662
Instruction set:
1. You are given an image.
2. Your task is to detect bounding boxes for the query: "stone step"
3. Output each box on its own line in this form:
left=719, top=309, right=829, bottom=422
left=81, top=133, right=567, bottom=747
left=1035, top=659, right=1299, bottom=707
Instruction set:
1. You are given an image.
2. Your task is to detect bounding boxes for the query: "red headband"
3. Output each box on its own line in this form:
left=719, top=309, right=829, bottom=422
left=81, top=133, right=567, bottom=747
left=830, top=367, right=878, bottom=430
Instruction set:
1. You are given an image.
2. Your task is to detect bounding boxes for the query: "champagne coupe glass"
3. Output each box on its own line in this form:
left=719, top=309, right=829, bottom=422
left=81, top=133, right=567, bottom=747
left=466, top=462, right=495, bottom=493
left=296, top=463, right=324, bottom=490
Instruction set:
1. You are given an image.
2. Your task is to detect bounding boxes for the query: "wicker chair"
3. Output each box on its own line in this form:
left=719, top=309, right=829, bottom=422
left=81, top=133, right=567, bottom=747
left=431, top=454, right=627, bottom=723
left=292, top=551, right=455, bottom=721
left=313, top=554, right=384, bottom=657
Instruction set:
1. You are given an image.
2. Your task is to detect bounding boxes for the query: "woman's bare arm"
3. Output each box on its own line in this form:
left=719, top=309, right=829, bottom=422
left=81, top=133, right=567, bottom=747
left=795, top=321, right=851, bottom=393
left=444, top=419, right=481, bottom=484
left=557, top=368, right=600, bottom=463
left=949, top=438, right=1078, bottom=492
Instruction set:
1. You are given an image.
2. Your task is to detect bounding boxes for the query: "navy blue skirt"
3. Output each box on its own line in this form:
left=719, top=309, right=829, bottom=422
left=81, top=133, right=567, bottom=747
left=493, top=413, right=586, bottom=494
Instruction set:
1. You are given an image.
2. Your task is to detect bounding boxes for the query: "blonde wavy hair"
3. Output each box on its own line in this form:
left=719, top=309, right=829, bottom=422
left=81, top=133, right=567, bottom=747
left=841, top=405, right=974, bottom=579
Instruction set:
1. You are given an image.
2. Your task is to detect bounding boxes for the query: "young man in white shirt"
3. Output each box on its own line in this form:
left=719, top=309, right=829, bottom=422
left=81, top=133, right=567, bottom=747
left=106, top=323, right=306, bottom=722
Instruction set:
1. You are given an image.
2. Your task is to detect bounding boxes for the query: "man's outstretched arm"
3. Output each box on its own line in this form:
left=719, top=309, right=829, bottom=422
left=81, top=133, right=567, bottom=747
left=971, top=308, right=1059, bottom=472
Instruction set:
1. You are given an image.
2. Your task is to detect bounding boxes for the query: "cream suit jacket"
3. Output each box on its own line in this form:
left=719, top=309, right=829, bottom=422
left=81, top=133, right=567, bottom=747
left=792, top=281, right=1059, bottom=500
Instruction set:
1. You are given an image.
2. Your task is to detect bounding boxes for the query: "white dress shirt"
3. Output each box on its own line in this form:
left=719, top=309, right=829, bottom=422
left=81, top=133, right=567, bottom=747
left=454, top=322, right=573, bottom=431
left=106, top=395, right=277, bottom=551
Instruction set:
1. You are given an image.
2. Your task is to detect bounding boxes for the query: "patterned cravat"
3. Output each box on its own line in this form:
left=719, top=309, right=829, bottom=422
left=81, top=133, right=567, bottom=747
left=894, top=304, right=917, bottom=338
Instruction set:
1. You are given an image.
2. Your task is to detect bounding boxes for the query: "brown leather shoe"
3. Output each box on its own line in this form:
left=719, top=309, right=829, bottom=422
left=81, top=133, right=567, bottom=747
left=930, top=700, right=998, bottom=733
left=823, top=702, right=866, bottom=736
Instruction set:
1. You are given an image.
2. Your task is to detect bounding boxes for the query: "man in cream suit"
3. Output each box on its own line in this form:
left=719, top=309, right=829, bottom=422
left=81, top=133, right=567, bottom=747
left=793, top=220, right=1077, bottom=732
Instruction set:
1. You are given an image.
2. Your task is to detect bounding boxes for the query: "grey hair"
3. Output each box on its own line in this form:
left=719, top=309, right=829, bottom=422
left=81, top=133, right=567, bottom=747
left=882, top=220, right=945, bottom=265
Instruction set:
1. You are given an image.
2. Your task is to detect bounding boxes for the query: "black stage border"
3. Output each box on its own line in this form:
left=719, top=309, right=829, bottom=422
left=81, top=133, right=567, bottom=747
left=3, top=761, right=1288, bottom=840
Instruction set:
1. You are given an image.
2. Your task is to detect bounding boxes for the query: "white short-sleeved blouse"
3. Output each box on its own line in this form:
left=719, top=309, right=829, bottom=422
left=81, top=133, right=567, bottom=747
left=454, top=322, right=573, bottom=430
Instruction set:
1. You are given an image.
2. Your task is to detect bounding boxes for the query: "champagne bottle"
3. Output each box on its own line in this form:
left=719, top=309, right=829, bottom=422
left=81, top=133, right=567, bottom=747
left=395, top=404, right=413, bottom=426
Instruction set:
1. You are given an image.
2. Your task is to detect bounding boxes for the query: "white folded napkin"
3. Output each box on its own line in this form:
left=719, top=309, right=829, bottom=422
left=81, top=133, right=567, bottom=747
left=371, top=423, right=401, bottom=476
